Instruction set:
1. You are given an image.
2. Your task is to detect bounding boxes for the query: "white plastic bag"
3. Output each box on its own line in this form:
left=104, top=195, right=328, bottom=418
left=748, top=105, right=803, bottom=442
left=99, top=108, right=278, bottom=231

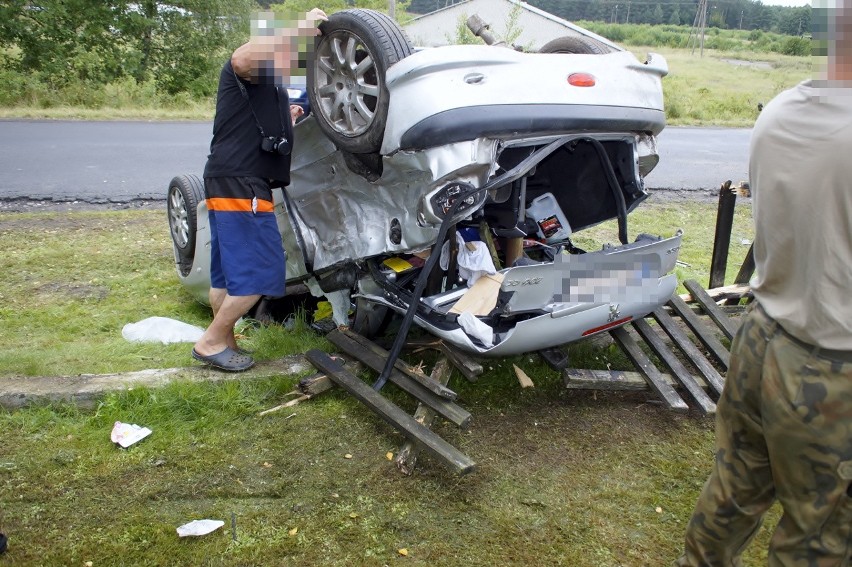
left=176, top=519, right=225, bottom=538
left=439, top=232, right=496, bottom=286
left=121, top=317, right=204, bottom=344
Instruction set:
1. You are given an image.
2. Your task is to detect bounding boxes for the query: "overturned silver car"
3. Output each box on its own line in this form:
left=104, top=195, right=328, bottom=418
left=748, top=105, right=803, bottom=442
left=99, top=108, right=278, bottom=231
left=167, top=9, right=681, bottom=357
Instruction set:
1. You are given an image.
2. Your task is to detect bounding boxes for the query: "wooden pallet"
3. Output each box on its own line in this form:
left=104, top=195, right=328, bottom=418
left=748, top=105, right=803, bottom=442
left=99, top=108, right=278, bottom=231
left=563, top=279, right=746, bottom=415
left=302, top=280, right=745, bottom=474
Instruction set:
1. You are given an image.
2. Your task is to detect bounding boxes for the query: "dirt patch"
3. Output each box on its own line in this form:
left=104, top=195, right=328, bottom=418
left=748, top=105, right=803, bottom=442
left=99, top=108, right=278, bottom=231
left=35, top=282, right=110, bottom=301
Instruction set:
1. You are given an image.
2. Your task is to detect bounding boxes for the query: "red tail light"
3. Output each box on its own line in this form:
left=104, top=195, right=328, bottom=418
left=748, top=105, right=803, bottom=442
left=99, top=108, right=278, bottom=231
left=568, top=73, right=596, bottom=87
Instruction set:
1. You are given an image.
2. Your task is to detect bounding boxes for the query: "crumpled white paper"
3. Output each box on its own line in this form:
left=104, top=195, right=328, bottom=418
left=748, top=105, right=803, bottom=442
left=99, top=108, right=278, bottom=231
left=440, top=232, right=496, bottom=286
left=121, top=316, right=204, bottom=344
left=110, top=421, right=152, bottom=448
left=457, top=311, right=494, bottom=347
left=176, top=519, right=225, bottom=538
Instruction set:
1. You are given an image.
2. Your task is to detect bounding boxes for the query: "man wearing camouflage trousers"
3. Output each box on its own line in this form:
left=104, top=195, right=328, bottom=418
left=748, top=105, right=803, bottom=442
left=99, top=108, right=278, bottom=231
left=677, top=4, right=852, bottom=565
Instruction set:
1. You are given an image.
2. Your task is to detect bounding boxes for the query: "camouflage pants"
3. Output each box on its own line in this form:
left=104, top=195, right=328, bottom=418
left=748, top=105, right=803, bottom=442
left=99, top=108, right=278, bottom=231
left=677, top=303, right=852, bottom=566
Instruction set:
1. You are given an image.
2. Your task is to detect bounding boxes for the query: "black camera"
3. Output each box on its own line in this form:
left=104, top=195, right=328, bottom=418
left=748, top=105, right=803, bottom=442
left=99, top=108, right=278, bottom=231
left=261, top=136, right=290, bottom=156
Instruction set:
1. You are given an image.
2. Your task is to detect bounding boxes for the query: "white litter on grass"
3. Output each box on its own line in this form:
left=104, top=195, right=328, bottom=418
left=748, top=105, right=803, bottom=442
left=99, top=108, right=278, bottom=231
left=176, top=519, right=225, bottom=538
left=110, top=421, right=152, bottom=448
left=121, top=316, right=204, bottom=344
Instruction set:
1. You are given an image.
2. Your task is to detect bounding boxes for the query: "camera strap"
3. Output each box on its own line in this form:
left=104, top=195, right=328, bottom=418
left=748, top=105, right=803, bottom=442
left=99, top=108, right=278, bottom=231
left=232, top=67, right=288, bottom=142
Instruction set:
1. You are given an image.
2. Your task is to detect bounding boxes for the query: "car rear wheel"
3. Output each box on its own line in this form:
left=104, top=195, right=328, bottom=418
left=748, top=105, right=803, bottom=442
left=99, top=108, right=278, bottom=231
left=167, top=174, right=204, bottom=276
left=538, top=35, right=610, bottom=54
left=308, top=9, right=413, bottom=154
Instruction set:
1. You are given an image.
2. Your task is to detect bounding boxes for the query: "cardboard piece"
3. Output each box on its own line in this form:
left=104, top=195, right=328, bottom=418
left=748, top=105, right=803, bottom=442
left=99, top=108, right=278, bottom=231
left=449, top=273, right=505, bottom=316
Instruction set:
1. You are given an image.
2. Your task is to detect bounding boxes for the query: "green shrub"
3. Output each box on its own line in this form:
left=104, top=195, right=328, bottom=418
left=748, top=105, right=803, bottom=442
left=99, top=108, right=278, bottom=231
left=781, top=36, right=810, bottom=56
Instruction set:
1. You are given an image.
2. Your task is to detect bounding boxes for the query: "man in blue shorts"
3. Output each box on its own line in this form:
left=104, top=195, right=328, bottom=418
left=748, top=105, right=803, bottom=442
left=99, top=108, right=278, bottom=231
left=192, top=8, right=327, bottom=372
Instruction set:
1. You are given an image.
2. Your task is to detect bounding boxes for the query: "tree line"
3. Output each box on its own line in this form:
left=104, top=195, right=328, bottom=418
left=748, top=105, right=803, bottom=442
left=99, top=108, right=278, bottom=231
left=409, top=0, right=811, bottom=36
left=0, top=0, right=807, bottom=107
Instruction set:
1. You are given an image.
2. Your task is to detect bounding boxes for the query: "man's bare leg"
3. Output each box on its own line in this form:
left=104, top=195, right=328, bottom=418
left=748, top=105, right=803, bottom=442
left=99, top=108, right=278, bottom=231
left=194, top=293, right=260, bottom=356
left=208, top=288, right=239, bottom=350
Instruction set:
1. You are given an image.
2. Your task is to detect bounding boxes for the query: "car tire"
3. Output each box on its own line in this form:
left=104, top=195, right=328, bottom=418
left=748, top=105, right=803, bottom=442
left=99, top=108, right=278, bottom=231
left=307, top=9, right=413, bottom=155
left=538, top=35, right=610, bottom=54
left=167, top=174, right=204, bottom=276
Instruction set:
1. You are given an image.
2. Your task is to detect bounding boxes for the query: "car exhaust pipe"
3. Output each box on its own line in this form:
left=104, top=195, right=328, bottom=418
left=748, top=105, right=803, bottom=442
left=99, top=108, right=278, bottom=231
left=466, top=15, right=508, bottom=48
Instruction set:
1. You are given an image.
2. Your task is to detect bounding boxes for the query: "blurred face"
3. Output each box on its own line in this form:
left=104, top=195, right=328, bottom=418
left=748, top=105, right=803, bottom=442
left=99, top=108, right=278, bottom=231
left=814, top=0, right=852, bottom=79
left=251, top=11, right=319, bottom=83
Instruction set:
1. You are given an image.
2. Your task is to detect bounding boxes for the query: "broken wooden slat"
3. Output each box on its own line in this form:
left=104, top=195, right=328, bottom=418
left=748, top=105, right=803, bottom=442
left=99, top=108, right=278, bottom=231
left=609, top=326, right=689, bottom=413
left=403, top=338, right=484, bottom=383
left=305, top=350, right=476, bottom=475
left=337, top=329, right=458, bottom=400
left=725, top=244, right=756, bottom=306
left=563, top=368, right=707, bottom=391
left=631, top=319, right=716, bottom=416
left=683, top=279, right=739, bottom=341
left=512, top=364, right=534, bottom=388
left=327, top=330, right=471, bottom=429
left=733, top=243, right=755, bottom=285
left=396, top=357, right=453, bottom=475
left=651, top=308, right=726, bottom=396
left=709, top=180, right=737, bottom=289
left=667, top=294, right=731, bottom=370
left=679, top=283, right=751, bottom=303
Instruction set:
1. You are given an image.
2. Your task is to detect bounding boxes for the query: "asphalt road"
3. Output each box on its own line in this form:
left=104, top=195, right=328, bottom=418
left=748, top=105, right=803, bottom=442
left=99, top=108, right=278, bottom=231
left=0, top=120, right=750, bottom=202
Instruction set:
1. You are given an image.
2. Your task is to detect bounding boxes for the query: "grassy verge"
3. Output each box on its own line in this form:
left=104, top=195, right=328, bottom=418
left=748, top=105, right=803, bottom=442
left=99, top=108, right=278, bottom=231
left=0, top=201, right=775, bottom=566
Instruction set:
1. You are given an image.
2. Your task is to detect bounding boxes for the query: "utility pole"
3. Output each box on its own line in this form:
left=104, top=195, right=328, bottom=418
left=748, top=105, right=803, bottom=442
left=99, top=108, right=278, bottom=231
left=626, top=1, right=631, bottom=24
left=613, top=4, right=619, bottom=23
left=688, top=0, right=708, bottom=57
left=739, top=9, right=744, bottom=29
left=389, top=0, right=396, bottom=19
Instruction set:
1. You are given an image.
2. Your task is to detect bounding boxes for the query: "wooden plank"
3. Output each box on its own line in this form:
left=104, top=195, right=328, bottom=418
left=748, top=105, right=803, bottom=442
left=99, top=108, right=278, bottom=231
left=609, top=327, right=689, bottom=413
left=726, top=243, right=755, bottom=306
left=305, top=350, right=476, bottom=475
left=337, top=329, right=458, bottom=400
left=651, top=308, right=725, bottom=396
left=667, top=294, right=731, bottom=370
left=734, top=243, right=755, bottom=285
left=327, top=330, right=471, bottom=429
left=396, top=357, right=453, bottom=475
left=563, top=369, right=707, bottom=391
left=709, top=180, right=737, bottom=289
left=297, top=358, right=365, bottom=396
left=631, top=319, right=716, bottom=416
left=683, top=279, right=739, bottom=341
left=679, top=283, right=751, bottom=303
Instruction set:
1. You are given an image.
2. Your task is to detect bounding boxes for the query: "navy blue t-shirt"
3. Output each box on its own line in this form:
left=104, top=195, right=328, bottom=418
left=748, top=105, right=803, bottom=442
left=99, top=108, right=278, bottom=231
left=204, top=59, right=294, bottom=187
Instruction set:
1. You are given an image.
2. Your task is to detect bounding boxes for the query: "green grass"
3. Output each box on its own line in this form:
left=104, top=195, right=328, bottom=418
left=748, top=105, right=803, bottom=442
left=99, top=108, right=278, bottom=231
left=0, top=202, right=778, bottom=565
left=650, top=47, right=814, bottom=126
